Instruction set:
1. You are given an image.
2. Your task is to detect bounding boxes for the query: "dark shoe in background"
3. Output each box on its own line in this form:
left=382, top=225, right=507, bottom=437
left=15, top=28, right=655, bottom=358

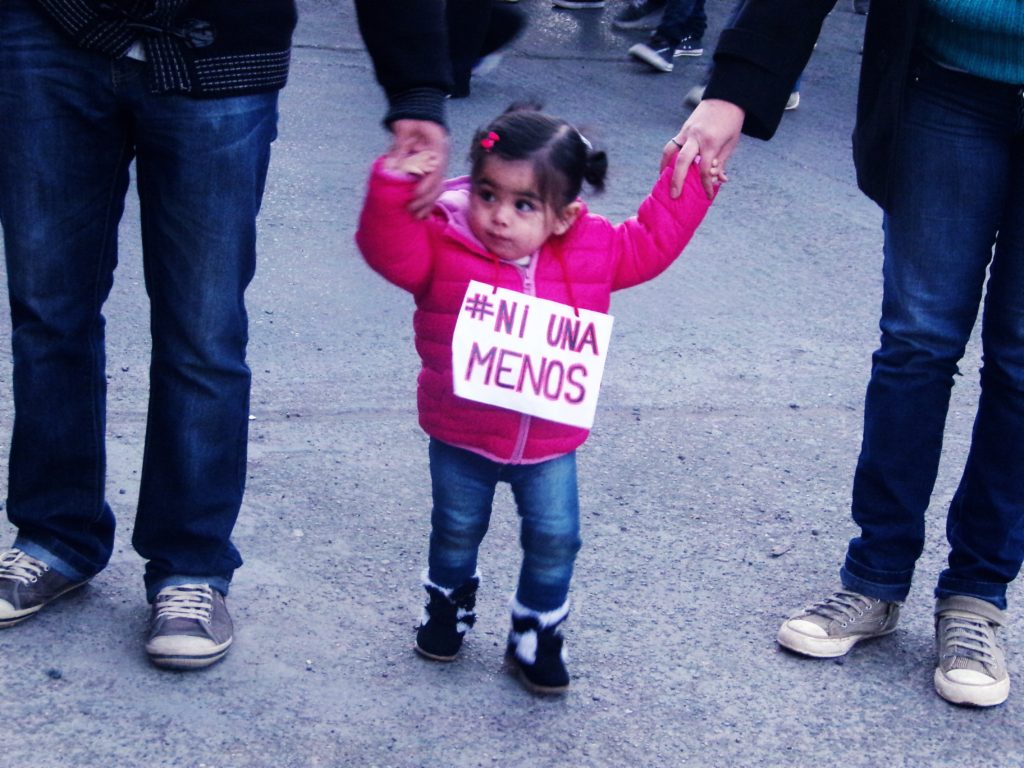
left=674, top=34, right=704, bottom=57
left=612, top=0, right=666, bottom=30
left=628, top=34, right=677, bottom=72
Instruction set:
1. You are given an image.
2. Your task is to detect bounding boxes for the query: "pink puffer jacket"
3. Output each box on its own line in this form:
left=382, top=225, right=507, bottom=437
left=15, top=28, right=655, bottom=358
left=356, top=156, right=713, bottom=464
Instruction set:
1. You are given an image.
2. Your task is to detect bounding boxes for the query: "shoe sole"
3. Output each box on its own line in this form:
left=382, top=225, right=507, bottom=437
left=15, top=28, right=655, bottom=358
left=147, top=638, right=232, bottom=670
left=628, top=45, right=673, bottom=73
left=934, top=668, right=1010, bottom=708
left=674, top=49, right=703, bottom=57
left=776, top=622, right=896, bottom=658
left=413, top=643, right=458, bottom=662
left=504, top=653, right=570, bottom=695
left=516, top=670, right=570, bottom=695
left=0, top=578, right=90, bottom=629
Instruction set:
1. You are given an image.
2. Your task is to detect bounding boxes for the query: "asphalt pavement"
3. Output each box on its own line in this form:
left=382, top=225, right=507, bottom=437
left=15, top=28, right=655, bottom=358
left=1, top=2, right=1020, bottom=766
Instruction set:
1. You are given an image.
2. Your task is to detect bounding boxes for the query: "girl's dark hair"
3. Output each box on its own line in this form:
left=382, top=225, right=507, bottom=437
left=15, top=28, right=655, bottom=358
left=469, top=101, right=608, bottom=211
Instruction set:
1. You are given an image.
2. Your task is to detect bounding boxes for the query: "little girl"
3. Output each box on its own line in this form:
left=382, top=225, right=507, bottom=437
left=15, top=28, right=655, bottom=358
left=356, top=103, right=714, bottom=694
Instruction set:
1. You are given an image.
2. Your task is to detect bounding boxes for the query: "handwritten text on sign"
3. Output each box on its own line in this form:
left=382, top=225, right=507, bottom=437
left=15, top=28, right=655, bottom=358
left=452, top=280, right=614, bottom=429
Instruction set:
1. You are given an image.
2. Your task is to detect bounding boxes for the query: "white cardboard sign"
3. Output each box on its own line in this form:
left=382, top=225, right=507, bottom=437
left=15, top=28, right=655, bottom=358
left=451, top=280, right=614, bottom=429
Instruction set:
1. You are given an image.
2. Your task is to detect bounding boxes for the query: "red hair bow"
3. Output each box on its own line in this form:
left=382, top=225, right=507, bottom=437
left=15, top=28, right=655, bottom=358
left=480, top=131, right=500, bottom=151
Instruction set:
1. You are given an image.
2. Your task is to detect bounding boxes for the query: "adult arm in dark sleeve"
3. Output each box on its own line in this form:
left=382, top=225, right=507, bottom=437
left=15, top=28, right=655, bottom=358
left=355, top=0, right=453, bottom=127
left=705, top=0, right=836, bottom=140
left=355, top=0, right=454, bottom=218
left=662, top=0, right=836, bottom=199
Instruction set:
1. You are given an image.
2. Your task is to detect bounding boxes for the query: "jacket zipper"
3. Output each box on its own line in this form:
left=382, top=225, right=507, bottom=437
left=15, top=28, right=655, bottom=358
left=509, top=259, right=538, bottom=463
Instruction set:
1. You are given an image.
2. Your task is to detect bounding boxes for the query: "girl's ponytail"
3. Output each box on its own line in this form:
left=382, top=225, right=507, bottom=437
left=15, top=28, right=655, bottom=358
left=582, top=148, right=608, bottom=195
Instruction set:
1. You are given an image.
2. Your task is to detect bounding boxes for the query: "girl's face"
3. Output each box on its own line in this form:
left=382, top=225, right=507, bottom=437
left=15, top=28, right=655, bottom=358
left=468, top=156, right=579, bottom=262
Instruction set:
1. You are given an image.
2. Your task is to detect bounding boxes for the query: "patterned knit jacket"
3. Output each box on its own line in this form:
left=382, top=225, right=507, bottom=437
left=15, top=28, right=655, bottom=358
left=356, top=157, right=714, bottom=464
left=33, top=0, right=298, bottom=96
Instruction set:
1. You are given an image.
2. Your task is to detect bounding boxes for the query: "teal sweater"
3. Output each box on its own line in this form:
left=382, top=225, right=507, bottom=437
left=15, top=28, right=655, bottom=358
left=921, top=0, right=1024, bottom=84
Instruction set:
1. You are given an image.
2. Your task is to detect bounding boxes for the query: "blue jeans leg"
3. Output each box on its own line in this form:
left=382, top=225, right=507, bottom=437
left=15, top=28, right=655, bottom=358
left=0, top=0, right=278, bottom=599
left=427, top=439, right=581, bottom=612
left=129, top=79, right=277, bottom=601
left=427, top=440, right=498, bottom=588
left=939, top=100, right=1024, bottom=609
left=842, top=57, right=1024, bottom=609
left=0, top=1, right=127, bottom=581
left=509, top=452, right=581, bottom=612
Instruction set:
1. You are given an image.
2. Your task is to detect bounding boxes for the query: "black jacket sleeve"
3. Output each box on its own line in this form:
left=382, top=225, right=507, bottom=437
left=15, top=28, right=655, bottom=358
left=355, top=0, right=453, bottom=128
left=703, top=0, right=836, bottom=140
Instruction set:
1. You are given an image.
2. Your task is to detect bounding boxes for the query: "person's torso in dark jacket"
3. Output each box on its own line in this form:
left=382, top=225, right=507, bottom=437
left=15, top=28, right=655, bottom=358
left=33, top=0, right=298, bottom=97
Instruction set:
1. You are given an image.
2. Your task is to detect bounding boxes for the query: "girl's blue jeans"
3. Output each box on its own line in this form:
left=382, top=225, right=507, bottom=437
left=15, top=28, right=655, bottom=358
left=427, top=438, right=582, bottom=613
left=842, top=55, right=1024, bottom=611
left=0, top=0, right=278, bottom=601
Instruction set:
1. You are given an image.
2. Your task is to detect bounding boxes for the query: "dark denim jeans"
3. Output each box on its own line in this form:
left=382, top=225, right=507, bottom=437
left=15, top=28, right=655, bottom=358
left=842, top=56, right=1024, bottom=610
left=0, top=0, right=278, bottom=600
left=427, top=439, right=582, bottom=613
left=656, top=0, right=706, bottom=46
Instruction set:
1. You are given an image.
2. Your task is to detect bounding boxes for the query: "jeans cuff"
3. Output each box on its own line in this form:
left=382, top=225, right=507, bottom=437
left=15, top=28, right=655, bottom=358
left=935, top=575, right=1008, bottom=612
left=934, top=593, right=1008, bottom=624
left=840, top=557, right=913, bottom=603
left=13, top=536, right=91, bottom=583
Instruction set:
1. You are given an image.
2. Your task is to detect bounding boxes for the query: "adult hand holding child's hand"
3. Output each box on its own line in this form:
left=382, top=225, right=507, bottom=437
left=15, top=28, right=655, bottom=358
left=390, top=150, right=442, bottom=178
left=386, top=119, right=449, bottom=219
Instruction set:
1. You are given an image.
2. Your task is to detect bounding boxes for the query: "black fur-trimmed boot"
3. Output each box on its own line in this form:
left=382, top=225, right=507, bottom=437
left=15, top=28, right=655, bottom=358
left=414, top=572, right=479, bottom=661
left=505, top=598, right=570, bottom=694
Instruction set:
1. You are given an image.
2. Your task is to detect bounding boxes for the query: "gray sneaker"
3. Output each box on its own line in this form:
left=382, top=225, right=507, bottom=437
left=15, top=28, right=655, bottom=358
left=934, top=595, right=1010, bottom=707
left=777, top=589, right=900, bottom=657
left=0, top=548, right=88, bottom=627
left=146, top=584, right=233, bottom=670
